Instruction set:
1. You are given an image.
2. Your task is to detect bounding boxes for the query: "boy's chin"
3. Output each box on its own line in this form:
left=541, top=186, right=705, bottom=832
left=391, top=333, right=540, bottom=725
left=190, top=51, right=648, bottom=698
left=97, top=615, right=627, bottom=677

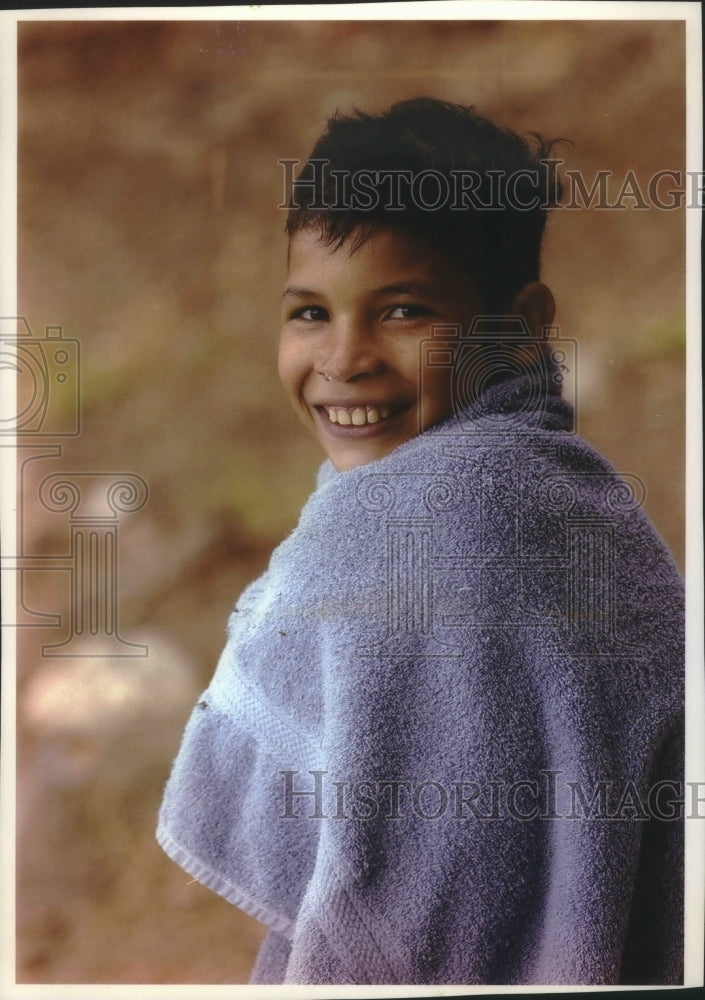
left=314, top=411, right=454, bottom=471
left=321, top=435, right=413, bottom=472
left=318, top=439, right=387, bottom=472
left=332, top=455, right=376, bottom=473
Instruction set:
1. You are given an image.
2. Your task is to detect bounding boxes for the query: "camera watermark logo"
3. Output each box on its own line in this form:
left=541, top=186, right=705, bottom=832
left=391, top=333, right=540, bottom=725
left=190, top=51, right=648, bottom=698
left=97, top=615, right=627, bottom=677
left=418, top=315, right=577, bottom=435
left=0, top=317, right=80, bottom=436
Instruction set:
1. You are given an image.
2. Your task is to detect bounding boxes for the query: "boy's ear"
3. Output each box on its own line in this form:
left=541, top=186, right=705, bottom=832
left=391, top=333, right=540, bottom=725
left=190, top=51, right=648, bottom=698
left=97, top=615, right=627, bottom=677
left=510, top=282, right=555, bottom=338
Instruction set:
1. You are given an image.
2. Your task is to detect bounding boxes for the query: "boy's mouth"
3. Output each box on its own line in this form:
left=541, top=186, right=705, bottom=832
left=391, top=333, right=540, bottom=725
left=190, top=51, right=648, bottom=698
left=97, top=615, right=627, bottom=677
left=313, top=402, right=410, bottom=432
left=323, top=404, right=390, bottom=426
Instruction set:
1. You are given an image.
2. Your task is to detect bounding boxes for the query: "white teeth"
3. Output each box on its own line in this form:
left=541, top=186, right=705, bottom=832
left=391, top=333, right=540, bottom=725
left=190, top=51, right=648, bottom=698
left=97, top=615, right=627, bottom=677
left=323, top=405, right=393, bottom=426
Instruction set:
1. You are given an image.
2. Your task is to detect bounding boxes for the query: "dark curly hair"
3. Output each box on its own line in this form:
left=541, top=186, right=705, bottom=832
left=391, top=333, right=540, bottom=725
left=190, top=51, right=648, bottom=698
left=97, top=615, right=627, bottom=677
left=285, top=98, right=564, bottom=311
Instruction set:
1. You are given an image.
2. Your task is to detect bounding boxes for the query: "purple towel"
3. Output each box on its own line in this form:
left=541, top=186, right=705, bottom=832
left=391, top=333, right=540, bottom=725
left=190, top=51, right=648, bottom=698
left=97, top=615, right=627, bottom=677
left=157, top=373, right=684, bottom=985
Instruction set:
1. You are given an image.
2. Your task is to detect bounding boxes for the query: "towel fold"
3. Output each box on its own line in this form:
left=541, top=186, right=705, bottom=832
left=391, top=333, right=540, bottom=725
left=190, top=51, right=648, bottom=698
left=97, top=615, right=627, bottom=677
left=157, top=373, right=684, bottom=985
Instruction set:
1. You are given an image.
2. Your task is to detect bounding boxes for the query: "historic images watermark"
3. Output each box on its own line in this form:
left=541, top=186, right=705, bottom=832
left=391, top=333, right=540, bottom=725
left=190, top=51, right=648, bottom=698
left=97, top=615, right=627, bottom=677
left=279, top=159, right=703, bottom=212
left=280, top=769, right=698, bottom=823
left=1, top=316, right=149, bottom=656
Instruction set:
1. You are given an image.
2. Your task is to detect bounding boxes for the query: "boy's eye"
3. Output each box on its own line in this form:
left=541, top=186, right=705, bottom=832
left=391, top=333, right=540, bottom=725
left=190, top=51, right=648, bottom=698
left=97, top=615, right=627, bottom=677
left=291, top=305, right=328, bottom=322
left=386, top=304, right=432, bottom=321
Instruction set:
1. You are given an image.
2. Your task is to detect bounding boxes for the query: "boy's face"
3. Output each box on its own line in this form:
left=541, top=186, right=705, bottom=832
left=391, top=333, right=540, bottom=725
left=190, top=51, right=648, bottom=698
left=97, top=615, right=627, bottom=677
left=279, top=226, right=482, bottom=472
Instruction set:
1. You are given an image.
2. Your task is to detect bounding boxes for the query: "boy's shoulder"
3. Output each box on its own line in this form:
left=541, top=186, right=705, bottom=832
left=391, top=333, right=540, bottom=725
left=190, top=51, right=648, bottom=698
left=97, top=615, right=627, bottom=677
left=312, top=405, right=679, bottom=589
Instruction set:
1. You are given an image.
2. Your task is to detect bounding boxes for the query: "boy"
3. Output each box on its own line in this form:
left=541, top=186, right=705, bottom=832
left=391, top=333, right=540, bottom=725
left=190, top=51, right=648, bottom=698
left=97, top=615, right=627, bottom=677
left=157, top=99, right=684, bottom=984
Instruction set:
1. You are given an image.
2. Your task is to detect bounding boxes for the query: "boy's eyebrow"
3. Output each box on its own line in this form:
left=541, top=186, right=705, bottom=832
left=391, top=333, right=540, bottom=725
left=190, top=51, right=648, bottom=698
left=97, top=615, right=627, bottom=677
left=370, top=281, right=440, bottom=299
left=282, top=280, right=441, bottom=302
left=282, top=286, right=319, bottom=302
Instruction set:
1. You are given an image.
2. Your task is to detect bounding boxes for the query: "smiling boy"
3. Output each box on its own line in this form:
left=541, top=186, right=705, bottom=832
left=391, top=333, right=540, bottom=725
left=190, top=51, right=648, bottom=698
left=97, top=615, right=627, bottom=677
left=157, top=99, right=684, bottom=985
left=280, top=227, right=551, bottom=471
left=279, top=100, right=557, bottom=473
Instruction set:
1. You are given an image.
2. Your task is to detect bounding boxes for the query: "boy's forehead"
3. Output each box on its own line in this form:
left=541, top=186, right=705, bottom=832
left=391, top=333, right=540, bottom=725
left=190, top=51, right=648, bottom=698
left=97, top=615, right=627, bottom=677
left=285, top=225, right=481, bottom=309
left=288, top=225, right=452, bottom=277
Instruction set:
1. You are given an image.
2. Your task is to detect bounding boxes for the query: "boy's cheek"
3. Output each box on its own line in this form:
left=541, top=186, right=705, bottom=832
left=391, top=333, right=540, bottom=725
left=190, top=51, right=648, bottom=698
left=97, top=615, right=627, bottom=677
left=277, top=356, right=318, bottom=433
left=417, top=364, right=455, bottom=431
left=276, top=342, right=303, bottom=401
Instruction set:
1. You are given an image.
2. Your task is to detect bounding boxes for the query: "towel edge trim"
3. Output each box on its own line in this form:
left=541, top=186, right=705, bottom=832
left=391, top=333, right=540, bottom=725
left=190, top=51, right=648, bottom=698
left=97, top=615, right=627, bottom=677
left=155, top=822, right=294, bottom=939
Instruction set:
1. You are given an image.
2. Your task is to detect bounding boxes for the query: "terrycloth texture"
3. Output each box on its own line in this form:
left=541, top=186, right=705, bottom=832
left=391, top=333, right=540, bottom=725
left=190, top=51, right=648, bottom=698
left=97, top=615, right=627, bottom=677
left=157, top=373, right=684, bottom=985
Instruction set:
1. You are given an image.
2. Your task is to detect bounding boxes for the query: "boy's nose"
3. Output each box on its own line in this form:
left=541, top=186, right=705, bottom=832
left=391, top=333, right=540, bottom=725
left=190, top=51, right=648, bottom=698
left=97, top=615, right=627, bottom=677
left=316, top=320, right=383, bottom=382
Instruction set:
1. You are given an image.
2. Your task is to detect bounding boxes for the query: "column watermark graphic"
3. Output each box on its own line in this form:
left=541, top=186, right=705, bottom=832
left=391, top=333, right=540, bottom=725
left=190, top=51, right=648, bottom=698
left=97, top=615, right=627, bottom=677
left=356, top=463, right=647, bottom=653
left=355, top=472, right=466, bottom=659
left=350, top=317, right=649, bottom=657
left=2, top=316, right=149, bottom=657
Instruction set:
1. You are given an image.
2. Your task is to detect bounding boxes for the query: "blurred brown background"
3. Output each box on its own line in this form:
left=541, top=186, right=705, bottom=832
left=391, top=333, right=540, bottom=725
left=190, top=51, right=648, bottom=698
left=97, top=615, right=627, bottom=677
left=15, top=17, right=685, bottom=985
